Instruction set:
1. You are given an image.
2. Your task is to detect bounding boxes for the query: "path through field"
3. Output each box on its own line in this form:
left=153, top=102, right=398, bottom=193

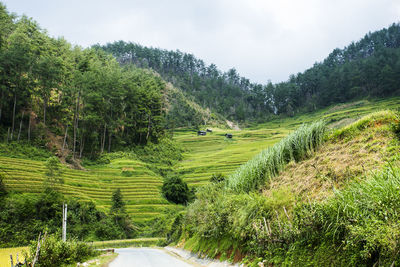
left=109, top=248, right=194, bottom=267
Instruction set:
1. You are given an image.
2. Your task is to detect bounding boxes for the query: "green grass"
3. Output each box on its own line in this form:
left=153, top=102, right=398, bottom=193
left=226, top=120, right=326, bottom=193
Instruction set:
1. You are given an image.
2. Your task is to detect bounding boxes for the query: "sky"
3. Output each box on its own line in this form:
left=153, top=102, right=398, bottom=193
left=2, top=0, right=400, bottom=84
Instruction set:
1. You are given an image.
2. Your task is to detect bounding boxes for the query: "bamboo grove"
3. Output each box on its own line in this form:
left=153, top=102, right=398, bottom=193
left=0, top=4, right=166, bottom=159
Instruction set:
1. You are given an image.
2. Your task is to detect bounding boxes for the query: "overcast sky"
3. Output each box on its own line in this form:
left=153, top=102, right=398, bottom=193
left=2, top=0, right=400, bottom=83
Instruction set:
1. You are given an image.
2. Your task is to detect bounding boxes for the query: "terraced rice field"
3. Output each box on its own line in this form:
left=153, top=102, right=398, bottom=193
left=0, top=97, right=399, bottom=223
left=0, top=157, right=175, bottom=224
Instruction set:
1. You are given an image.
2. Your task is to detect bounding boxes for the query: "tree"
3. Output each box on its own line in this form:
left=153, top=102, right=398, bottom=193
left=111, top=188, right=125, bottom=213
left=109, top=188, right=135, bottom=238
left=162, top=176, right=190, bottom=205
left=44, top=156, right=64, bottom=187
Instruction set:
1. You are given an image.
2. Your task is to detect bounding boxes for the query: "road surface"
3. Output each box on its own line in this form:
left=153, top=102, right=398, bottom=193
left=109, top=248, right=195, bottom=267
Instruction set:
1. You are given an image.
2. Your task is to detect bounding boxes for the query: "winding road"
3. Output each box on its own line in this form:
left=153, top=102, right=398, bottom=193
left=109, top=248, right=195, bottom=267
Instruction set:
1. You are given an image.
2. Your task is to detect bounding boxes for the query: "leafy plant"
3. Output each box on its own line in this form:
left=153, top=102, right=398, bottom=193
left=44, top=156, right=64, bottom=187
left=26, top=234, right=98, bottom=267
left=162, top=176, right=191, bottom=205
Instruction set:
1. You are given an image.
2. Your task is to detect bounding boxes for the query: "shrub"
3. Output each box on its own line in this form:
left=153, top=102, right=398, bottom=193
left=162, top=176, right=190, bottom=205
left=391, top=110, right=400, bottom=139
left=44, top=156, right=64, bottom=187
left=0, top=173, right=6, bottom=197
left=27, top=234, right=98, bottom=267
left=210, top=173, right=226, bottom=183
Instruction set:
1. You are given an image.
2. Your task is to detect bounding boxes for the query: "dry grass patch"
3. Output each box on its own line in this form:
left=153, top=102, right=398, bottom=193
left=265, top=121, right=397, bottom=201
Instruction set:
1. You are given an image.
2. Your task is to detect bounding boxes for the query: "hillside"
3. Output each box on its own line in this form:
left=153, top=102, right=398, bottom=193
left=1, top=97, right=398, bottom=242
left=172, top=108, right=400, bottom=266
left=99, top=23, right=400, bottom=122
left=174, top=97, right=400, bottom=188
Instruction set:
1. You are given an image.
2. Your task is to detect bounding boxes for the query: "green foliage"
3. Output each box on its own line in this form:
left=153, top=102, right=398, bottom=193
left=210, top=173, right=226, bottom=183
left=162, top=176, right=191, bottom=205
left=0, top=142, right=51, bottom=160
left=26, top=234, right=98, bottom=267
left=226, top=120, right=326, bottom=193
left=133, top=138, right=184, bottom=167
left=391, top=110, right=400, bottom=139
left=0, top=5, right=167, bottom=158
left=0, top=189, right=135, bottom=247
left=109, top=188, right=136, bottom=239
left=290, top=165, right=400, bottom=266
left=44, top=156, right=64, bottom=187
left=0, top=172, right=6, bottom=197
left=111, top=188, right=125, bottom=213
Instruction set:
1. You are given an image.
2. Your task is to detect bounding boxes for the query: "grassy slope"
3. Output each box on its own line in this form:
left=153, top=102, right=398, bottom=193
left=265, top=110, right=400, bottom=201
left=0, top=97, right=399, bottom=226
left=175, top=97, right=400, bottom=188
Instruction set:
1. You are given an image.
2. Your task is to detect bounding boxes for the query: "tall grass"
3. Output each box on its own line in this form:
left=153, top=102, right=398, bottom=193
left=293, top=165, right=400, bottom=266
left=226, top=120, right=326, bottom=193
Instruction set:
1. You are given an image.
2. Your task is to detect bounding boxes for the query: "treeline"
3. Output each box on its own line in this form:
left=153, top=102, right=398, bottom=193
left=99, top=23, right=400, bottom=121
left=0, top=3, right=166, bottom=159
left=96, top=42, right=275, bottom=122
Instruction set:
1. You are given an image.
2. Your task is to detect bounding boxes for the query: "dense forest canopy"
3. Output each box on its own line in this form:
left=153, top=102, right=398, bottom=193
left=0, top=3, right=167, bottom=159
left=99, top=23, right=400, bottom=121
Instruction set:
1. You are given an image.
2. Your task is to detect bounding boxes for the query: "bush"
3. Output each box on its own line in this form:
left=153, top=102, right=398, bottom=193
left=0, top=173, right=6, bottom=197
left=162, top=176, right=190, bottom=205
left=27, top=234, right=99, bottom=267
left=391, top=110, right=400, bottom=139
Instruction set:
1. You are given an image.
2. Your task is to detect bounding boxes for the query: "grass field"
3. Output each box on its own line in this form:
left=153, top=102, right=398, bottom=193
left=1, top=97, right=399, bottom=227
left=0, top=247, right=28, bottom=267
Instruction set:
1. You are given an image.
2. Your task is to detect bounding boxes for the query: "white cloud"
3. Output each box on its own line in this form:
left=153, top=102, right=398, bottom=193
left=3, top=0, right=400, bottom=83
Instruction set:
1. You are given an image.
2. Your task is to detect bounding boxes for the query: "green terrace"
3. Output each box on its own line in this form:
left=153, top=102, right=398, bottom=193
left=0, top=156, right=176, bottom=224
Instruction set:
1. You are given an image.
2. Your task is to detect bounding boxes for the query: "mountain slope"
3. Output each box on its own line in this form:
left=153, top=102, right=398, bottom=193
left=98, top=23, right=400, bottom=123
left=172, top=108, right=400, bottom=266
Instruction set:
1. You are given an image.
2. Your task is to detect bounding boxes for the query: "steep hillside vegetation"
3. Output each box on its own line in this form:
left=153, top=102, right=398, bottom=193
left=174, top=97, right=400, bottom=188
left=171, top=110, right=400, bottom=266
left=99, top=23, right=400, bottom=121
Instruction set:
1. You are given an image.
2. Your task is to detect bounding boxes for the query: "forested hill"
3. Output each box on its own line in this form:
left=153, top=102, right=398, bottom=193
left=0, top=3, right=169, bottom=160
left=98, top=23, right=400, bottom=121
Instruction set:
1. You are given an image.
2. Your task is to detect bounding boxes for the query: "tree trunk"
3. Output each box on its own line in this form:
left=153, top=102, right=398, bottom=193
left=0, top=90, right=3, bottom=121
left=7, top=127, right=10, bottom=143
left=108, top=130, right=112, bottom=153
left=11, top=92, right=17, bottom=140
left=146, top=114, right=151, bottom=141
left=17, top=111, right=24, bottom=141
left=73, top=91, right=80, bottom=159
left=43, top=97, right=47, bottom=126
left=101, top=123, right=106, bottom=153
left=28, top=112, right=31, bottom=142
left=79, top=134, right=84, bottom=158
left=62, top=124, right=68, bottom=152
